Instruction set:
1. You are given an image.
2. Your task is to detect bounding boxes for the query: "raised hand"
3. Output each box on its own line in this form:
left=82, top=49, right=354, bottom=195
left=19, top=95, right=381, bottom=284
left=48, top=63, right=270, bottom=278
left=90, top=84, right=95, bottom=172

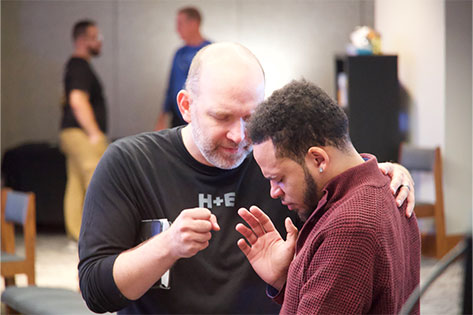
left=235, top=206, right=298, bottom=291
left=167, top=208, right=220, bottom=259
left=378, top=162, right=415, bottom=217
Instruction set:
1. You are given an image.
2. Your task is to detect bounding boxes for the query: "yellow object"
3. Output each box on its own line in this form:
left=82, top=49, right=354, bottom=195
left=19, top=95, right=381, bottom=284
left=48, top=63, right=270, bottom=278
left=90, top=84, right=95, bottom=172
left=60, top=128, right=108, bottom=240
left=367, top=29, right=382, bottom=54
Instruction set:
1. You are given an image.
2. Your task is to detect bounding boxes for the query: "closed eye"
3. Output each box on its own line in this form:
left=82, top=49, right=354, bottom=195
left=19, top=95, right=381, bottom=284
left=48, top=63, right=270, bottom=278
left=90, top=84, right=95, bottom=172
left=209, top=112, right=231, bottom=121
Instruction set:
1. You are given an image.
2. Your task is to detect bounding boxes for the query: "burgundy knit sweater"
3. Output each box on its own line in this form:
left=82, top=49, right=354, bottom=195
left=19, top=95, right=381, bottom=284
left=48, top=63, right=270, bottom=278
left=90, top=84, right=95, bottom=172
left=274, top=154, right=420, bottom=314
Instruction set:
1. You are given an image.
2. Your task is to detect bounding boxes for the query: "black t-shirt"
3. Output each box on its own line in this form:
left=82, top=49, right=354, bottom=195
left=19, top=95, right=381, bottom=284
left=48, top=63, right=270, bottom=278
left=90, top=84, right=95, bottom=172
left=78, top=127, right=298, bottom=314
left=60, top=57, right=107, bottom=132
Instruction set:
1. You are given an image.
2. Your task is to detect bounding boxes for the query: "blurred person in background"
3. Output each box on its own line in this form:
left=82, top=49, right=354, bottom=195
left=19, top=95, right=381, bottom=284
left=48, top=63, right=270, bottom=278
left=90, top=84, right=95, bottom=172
left=59, top=20, right=108, bottom=241
left=154, top=6, right=211, bottom=130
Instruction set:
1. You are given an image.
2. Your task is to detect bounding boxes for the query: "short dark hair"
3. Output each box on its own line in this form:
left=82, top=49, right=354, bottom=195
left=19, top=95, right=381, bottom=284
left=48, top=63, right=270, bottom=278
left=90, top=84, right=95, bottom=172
left=248, top=79, right=351, bottom=163
left=178, top=7, right=202, bottom=23
left=72, top=20, right=95, bottom=41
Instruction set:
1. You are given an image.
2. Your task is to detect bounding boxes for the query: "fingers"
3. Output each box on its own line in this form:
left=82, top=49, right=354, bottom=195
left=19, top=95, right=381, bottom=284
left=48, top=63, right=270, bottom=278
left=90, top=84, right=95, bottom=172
left=389, top=173, right=403, bottom=196
left=179, top=208, right=220, bottom=231
left=249, top=206, right=277, bottom=235
left=237, top=238, right=251, bottom=257
left=181, top=208, right=213, bottom=220
left=394, top=185, right=415, bottom=218
left=169, top=208, right=219, bottom=258
left=395, top=185, right=409, bottom=207
left=284, top=217, right=298, bottom=244
left=381, top=163, right=416, bottom=218
left=405, top=188, right=415, bottom=218
left=387, top=163, right=414, bottom=193
left=210, top=214, right=220, bottom=231
left=378, top=162, right=402, bottom=194
left=378, top=162, right=395, bottom=178
left=237, top=207, right=266, bottom=237
left=235, top=223, right=258, bottom=245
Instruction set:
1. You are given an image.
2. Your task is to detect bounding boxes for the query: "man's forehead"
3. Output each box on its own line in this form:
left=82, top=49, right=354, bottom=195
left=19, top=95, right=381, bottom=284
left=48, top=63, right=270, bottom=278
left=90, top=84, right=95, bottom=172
left=177, top=12, right=190, bottom=21
left=198, top=66, right=264, bottom=103
left=207, top=104, right=255, bottom=117
left=87, top=26, right=98, bottom=34
left=254, top=141, right=279, bottom=170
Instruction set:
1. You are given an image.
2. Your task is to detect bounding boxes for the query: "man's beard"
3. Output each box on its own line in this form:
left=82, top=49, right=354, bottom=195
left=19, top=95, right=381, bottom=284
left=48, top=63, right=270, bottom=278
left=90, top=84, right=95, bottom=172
left=191, top=110, right=252, bottom=170
left=88, top=46, right=101, bottom=56
left=298, top=164, right=319, bottom=222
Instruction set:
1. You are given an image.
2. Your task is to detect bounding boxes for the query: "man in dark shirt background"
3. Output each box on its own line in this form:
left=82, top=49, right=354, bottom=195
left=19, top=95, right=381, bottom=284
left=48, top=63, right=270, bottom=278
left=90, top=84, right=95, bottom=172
left=154, top=6, right=211, bottom=130
left=59, top=20, right=108, bottom=241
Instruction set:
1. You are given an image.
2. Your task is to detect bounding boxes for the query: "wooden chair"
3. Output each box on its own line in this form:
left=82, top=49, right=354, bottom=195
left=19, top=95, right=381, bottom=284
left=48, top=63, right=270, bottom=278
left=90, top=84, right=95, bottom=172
left=1, top=188, right=36, bottom=286
left=0, top=189, right=94, bottom=314
left=399, top=143, right=462, bottom=259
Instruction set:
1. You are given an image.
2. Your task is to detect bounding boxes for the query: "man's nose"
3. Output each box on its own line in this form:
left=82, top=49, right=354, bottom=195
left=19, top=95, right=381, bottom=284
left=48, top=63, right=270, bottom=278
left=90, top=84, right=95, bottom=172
left=270, top=181, right=283, bottom=199
left=227, top=118, right=245, bottom=144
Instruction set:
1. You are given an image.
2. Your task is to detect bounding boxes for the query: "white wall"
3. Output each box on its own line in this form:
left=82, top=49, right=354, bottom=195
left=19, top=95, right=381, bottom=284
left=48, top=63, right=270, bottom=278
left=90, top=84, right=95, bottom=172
left=376, top=0, right=472, bottom=235
left=444, top=0, right=472, bottom=234
left=375, top=0, right=445, bottom=148
left=1, top=0, right=374, bottom=151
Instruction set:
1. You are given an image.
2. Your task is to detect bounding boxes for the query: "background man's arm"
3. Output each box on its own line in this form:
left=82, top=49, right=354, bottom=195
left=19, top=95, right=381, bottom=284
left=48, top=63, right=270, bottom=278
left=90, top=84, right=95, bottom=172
left=69, top=89, right=104, bottom=143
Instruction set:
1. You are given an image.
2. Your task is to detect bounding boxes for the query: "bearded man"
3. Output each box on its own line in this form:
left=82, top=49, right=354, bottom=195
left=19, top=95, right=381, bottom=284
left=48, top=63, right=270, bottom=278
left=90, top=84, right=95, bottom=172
left=59, top=20, right=108, bottom=241
left=237, top=79, right=420, bottom=314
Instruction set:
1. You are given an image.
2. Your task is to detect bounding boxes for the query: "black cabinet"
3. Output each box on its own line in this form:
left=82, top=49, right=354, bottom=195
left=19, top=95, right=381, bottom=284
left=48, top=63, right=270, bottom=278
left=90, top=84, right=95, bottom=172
left=335, top=55, right=401, bottom=162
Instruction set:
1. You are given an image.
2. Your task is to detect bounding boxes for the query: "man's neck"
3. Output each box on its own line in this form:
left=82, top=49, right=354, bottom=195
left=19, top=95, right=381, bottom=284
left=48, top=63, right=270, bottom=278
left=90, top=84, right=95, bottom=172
left=72, top=47, right=91, bottom=61
left=185, top=33, right=205, bottom=47
left=320, top=146, right=365, bottom=188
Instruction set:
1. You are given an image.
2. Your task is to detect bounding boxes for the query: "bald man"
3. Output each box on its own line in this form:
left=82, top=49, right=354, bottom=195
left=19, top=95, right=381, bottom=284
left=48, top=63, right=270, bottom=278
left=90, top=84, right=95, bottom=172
left=78, top=42, right=415, bottom=314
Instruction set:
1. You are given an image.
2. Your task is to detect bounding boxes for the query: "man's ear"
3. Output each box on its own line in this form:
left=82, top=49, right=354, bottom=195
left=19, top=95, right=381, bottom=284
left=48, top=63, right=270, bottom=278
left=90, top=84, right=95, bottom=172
left=177, top=90, right=192, bottom=123
left=306, top=147, right=329, bottom=173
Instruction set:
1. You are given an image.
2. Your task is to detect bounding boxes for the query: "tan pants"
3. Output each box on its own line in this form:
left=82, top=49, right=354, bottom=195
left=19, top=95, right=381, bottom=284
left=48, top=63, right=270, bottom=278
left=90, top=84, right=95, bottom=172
left=60, top=128, right=108, bottom=241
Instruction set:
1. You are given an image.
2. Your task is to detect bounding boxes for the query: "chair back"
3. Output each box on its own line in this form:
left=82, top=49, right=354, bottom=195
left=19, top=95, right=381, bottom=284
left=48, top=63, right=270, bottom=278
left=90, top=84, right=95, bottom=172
left=1, top=188, right=36, bottom=285
left=4, top=191, right=31, bottom=224
left=399, top=144, right=437, bottom=172
left=399, top=143, right=450, bottom=258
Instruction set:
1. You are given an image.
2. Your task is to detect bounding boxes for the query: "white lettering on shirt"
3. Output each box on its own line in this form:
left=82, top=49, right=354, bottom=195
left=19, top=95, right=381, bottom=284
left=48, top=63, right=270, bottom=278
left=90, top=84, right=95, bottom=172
left=198, top=192, right=236, bottom=209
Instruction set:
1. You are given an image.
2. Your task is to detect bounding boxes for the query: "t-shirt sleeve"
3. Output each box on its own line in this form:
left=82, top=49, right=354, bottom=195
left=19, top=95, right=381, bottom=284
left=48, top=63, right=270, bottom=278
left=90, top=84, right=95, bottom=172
left=68, top=60, right=92, bottom=93
left=294, top=223, right=377, bottom=314
left=78, top=142, right=141, bottom=313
